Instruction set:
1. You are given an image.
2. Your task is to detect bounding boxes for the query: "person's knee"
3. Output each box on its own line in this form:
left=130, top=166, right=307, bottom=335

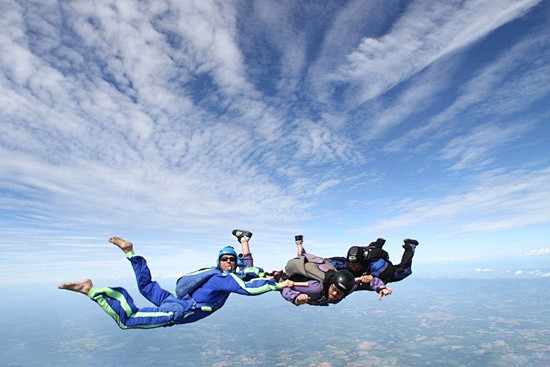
left=161, top=297, right=189, bottom=320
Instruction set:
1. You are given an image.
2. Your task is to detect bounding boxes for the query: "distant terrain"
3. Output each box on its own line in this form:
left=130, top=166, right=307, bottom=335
left=2, top=278, right=549, bottom=366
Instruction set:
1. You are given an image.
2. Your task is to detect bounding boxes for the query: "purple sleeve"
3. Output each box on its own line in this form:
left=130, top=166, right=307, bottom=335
left=369, top=277, right=386, bottom=292
left=241, top=253, right=253, bottom=268
left=280, top=280, right=323, bottom=305
left=354, top=277, right=386, bottom=292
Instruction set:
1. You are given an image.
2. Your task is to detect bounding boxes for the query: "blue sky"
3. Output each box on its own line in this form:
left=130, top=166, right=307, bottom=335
left=1, top=0, right=549, bottom=286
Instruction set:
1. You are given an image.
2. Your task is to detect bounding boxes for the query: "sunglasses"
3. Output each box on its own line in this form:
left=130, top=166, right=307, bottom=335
left=220, top=256, right=236, bottom=263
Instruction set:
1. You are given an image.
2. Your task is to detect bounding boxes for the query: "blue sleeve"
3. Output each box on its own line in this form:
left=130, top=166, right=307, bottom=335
left=211, top=273, right=280, bottom=295
left=327, top=258, right=348, bottom=270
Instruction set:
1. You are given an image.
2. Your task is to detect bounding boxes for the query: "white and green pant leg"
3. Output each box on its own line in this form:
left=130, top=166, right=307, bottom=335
left=88, top=286, right=176, bottom=329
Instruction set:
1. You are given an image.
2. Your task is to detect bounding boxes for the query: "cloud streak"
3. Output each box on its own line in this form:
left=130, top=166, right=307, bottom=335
left=361, top=167, right=550, bottom=236
left=383, top=31, right=549, bottom=156
left=321, top=0, right=543, bottom=108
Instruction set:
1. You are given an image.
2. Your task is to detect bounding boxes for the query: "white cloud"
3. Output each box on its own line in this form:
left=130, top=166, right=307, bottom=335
left=170, top=1, right=256, bottom=97
left=1, top=0, right=367, bottom=239
left=293, top=119, right=360, bottom=164
left=440, top=123, right=533, bottom=171
left=522, top=248, right=550, bottom=256
left=475, top=268, right=493, bottom=273
left=515, top=270, right=523, bottom=276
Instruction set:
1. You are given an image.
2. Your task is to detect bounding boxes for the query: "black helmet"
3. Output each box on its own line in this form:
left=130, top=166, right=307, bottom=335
left=331, top=270, right=355, bottom=295
left=347, top=246, right=364, bottom=263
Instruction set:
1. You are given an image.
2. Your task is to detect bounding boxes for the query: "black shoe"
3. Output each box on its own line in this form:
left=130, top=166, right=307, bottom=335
left=403, top=238, right=419, bottom=247
left=232, top=229, right=253, bottom=242
left=369, top=238, right=386, bottom=248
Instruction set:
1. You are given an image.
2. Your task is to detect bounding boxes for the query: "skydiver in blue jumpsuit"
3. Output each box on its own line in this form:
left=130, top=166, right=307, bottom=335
left=58, top=230, right=297, bottom=329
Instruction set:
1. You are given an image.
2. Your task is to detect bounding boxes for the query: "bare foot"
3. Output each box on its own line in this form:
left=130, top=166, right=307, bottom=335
left=109, top=236, right=133, bottom=253
left=58, top=279, right=93, bottom=295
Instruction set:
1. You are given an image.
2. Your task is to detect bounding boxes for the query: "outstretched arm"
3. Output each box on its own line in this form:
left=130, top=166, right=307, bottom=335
left=279, top=280, right=308, bottom=288
left=280, top=280, right=322, bottom=306
left=354, top=275, right=392, bottom=302
left=216, top=273, right=304, bottom=296
left=366, top=276, right=393, bottom=301
left=356, top=274, right=374, bottom=284
left=378, top=287, right=393, bottom=301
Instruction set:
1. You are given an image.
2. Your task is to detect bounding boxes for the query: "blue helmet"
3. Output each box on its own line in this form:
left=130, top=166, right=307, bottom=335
left=217, top=246, right=242, bottom=270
